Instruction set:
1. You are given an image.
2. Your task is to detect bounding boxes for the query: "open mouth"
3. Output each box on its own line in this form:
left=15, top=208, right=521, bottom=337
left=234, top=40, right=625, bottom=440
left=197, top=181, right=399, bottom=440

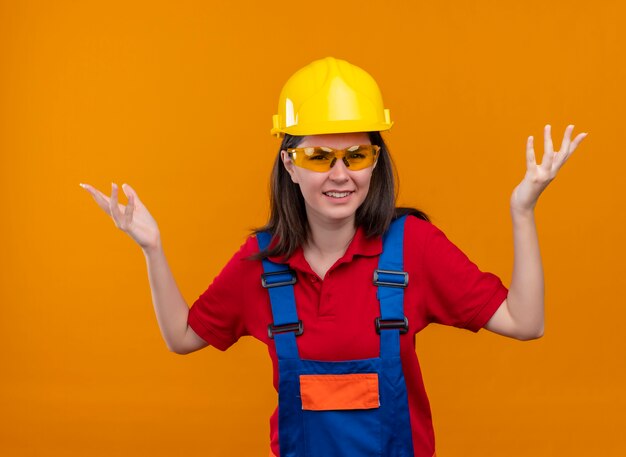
left=323, top=191, right=353, bottom=198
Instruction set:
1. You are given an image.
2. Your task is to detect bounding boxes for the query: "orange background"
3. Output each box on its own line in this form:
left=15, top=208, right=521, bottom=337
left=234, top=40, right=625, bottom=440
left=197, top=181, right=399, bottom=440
left=1, top=0, right=624, bottom=455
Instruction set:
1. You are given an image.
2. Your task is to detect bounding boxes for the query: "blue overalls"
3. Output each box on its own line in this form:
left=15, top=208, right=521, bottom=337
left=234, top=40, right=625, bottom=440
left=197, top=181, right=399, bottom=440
left=257, top=215, right=415, bottom=457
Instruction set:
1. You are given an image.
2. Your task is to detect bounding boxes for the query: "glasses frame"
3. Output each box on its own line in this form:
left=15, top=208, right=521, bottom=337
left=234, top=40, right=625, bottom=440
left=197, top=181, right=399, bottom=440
left=285, top=144, right=381, bottom=172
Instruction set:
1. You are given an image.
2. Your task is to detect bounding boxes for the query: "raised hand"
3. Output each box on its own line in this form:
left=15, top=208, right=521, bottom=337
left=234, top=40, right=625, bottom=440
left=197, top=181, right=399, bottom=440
left=80, top=182, right=161, bottom=251
left=511, top=124, right=588, bottom=213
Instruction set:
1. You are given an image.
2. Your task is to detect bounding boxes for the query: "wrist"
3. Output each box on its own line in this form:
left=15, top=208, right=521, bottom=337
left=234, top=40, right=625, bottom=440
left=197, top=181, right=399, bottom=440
left=142, top=239, right=163, bottom=258
left=510, top=204, right=535, bottom=220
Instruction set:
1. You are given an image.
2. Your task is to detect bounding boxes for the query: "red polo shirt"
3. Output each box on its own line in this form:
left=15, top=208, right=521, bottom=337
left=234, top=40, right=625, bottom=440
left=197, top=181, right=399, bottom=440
left=188, top=215, right=508, bottom=457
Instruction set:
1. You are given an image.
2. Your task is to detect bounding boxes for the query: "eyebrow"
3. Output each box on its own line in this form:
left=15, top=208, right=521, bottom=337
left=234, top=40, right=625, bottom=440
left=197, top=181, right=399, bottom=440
left=298, top=144, right=369, bottom=150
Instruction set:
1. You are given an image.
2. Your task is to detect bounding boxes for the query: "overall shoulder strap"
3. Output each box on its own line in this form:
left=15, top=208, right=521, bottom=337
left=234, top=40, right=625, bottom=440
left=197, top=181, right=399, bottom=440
left=256, top=232, right=300, bottom=360
left=375, top=215, right=409, bottom=359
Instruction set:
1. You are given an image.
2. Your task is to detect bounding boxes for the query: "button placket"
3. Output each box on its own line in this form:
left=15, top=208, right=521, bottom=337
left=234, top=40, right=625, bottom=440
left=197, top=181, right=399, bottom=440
left=318, top=273, right=335, bottom=317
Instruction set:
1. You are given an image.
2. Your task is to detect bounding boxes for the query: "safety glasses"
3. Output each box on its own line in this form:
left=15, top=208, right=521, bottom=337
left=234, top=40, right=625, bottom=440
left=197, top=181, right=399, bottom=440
left=286, top=145, right=380, bottom=172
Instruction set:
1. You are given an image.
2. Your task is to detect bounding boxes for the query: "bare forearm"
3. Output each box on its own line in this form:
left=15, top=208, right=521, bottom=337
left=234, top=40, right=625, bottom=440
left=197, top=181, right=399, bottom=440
left=507, top=207, right=544, bottom=338
left=493, top=124, right=586, bottom=340
left=142, top=241, right=191, bottom=352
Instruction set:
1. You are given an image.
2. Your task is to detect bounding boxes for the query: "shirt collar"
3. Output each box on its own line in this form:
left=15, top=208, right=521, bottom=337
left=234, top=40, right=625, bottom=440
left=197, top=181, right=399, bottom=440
left=267, top=226, right=382, bottom=273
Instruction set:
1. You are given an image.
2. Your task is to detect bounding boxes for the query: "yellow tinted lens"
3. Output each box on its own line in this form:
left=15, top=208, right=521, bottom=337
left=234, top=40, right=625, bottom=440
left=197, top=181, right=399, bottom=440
left=288, top=147, right=333, bottom=172
left=343, top=145, right=378, bottom=170
left=287, top=147, right=329, bottom=172
left=304, top=147, right=335, bottom=172
left=288, top=145, right=379, bottom=172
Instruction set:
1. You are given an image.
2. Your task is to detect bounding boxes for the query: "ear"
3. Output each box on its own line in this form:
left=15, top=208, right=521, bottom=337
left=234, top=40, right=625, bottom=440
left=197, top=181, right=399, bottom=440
left=281, top=150, right=299, bottom=184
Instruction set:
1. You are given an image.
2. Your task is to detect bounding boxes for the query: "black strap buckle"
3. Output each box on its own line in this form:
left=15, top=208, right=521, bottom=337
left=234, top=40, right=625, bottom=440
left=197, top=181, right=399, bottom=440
left=261, top=270, right=297, bottom=288
left=373, top=269, right=409, bottom=288
left=375, top=317, right=409, bottom=334
left=268, top=320, right=303, bottom=339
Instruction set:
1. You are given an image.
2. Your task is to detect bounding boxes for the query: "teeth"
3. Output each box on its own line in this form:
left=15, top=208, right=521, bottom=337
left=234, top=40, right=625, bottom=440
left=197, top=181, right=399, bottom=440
left=324, top=191, right=351, bottom=198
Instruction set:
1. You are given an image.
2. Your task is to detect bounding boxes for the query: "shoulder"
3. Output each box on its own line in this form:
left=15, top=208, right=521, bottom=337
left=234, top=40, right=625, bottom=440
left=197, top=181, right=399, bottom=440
left=218, top=234, right=263, bottom=273
left=240, top=233, right=263, bottom=255
left=402, top=213, right=442, bottom=239
left=401, top=214, right=461, bottom=263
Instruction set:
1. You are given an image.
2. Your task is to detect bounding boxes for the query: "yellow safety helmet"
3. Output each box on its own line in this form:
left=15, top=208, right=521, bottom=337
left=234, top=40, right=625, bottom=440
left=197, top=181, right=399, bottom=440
left=271, top=56, right=393, bottom=138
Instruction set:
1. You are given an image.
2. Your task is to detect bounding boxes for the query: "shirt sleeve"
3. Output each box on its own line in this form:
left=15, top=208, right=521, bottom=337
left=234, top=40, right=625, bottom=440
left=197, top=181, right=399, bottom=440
left=187, top=237, right=256, bottom=351
left=422, top=222, right=509, bottom=332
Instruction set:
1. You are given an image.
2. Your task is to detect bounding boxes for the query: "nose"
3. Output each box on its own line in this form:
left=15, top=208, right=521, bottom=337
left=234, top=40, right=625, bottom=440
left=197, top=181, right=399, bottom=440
left=328, top=156, right=350, bottom=182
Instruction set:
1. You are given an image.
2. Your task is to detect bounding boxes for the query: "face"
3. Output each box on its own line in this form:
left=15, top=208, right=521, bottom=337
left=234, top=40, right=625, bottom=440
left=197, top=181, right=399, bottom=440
left=281, top=132, right=376, bottom=226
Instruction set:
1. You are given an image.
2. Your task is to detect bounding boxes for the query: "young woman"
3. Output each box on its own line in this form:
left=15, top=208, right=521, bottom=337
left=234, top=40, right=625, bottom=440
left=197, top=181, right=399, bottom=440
left=80, top=56, right=587, bottom=457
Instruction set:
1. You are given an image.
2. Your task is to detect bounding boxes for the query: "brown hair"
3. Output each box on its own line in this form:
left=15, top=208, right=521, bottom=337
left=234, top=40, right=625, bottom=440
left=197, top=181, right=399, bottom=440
left=252, top=131, right=429, bottom=260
